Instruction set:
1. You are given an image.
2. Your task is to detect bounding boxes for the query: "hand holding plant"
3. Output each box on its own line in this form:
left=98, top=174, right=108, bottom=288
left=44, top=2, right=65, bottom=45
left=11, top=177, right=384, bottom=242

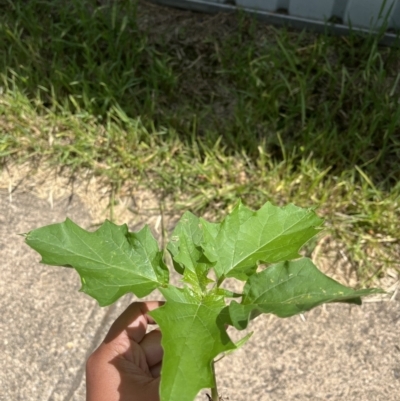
left=86, top=301, right=163, bottom=401
left=25, top=201, right=383, bottom=401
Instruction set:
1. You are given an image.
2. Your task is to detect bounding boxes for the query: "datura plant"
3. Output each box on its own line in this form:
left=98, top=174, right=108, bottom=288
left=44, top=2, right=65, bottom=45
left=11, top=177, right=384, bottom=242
left=25, top=200, right=383, bottom=401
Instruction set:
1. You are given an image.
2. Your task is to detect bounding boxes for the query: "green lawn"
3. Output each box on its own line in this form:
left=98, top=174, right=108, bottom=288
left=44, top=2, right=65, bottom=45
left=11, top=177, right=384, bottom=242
left=1, top=0, right=399, bottom=286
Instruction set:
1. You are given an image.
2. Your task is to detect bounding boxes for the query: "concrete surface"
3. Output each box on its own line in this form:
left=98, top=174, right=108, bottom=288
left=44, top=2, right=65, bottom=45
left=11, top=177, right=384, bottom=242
left=1, top=189, right=399, bottom=401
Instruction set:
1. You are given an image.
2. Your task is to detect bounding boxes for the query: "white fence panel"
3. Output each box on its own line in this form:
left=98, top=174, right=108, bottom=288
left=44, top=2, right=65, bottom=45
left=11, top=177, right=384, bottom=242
left=235, top=0, right=280, bottom=12
left=391, top=1, right=400, bottom=28
left=345, top=0, right=398, bottom=28
left=288, top=0, right=336, bottom=20
left=233, top=0, right=400, bottom=28
left=150, top=0, right=400, bottom=44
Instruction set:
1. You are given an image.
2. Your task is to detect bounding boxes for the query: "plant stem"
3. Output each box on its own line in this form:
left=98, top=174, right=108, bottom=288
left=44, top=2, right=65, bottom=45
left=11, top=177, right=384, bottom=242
left=211, top=361, right=219, bottom=401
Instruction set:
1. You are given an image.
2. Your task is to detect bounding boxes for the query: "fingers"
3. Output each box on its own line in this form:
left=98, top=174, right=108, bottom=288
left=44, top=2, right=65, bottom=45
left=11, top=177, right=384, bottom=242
left=150, top=361, right=162, bottom=378
left=87, top=302, right=164, bottom=401
left=140, top=329, right=163, bottom=368
left=105, top=301, right=163, bottom=344
left=136, top=301, right=164, bottom=325
left=86, top=344, right=162, bottom=401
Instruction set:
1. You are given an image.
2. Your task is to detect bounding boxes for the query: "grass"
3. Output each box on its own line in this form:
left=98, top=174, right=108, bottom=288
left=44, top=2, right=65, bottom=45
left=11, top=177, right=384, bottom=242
left=0, top=0, right=399, bottom=286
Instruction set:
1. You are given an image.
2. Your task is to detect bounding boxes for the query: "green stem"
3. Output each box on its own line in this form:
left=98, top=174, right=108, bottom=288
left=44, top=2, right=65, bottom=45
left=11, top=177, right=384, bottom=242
left=211, top=361, right=219, bottom=401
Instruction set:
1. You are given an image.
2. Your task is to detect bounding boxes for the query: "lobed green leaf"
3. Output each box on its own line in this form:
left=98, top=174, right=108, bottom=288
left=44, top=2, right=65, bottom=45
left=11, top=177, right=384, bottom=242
left=167, top=211, right=214, bottom=293
left=149, top=286, right=235, bottom=401
left=167, top=211, right=203, bottom=274
left=25, top=219, right=169, bottom=306
left=227, top=258, right=384, bottom=330
left=201, top=201, right=324, bottom=281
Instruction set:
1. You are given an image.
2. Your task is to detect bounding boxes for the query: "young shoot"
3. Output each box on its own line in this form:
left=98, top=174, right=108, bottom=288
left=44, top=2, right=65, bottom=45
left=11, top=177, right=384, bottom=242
left=25, top=200, right=383, bottom=401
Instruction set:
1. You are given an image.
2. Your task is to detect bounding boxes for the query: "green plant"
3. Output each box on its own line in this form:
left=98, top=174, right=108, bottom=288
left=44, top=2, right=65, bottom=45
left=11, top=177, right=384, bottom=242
left=25, top=200, right=382, bottom=401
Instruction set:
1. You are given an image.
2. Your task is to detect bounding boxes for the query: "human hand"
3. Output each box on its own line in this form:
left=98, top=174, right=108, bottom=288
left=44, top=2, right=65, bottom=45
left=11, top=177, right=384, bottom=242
left=86, top=301, right=163, bottom=401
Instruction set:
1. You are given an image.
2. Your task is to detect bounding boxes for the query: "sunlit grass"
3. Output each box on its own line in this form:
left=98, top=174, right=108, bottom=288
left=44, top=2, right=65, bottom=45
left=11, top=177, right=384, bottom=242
left=1, top=0, right=399, bottom=285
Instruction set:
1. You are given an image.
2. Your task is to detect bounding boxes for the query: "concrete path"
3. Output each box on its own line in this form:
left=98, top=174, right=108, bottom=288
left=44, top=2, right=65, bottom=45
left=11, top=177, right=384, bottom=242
left=1, top=188, right=399, bottom=401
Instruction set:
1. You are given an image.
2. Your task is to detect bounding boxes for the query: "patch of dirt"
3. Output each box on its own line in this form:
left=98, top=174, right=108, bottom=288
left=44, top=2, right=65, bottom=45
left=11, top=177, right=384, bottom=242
left=0, top=162, right=180, bottom=235
left=312, top=234, right=399, bottom=296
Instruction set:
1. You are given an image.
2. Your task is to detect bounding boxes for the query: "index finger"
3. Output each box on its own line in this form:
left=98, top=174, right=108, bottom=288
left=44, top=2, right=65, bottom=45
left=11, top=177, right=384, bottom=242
left=104, top=301, right=164, bottom=344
